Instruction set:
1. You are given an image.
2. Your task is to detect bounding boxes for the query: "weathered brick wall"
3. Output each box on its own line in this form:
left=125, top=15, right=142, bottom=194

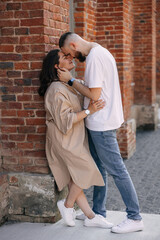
left=72, top=0, right=136, bottom=158
left=156, top=0, right=160, bottom=95
left=96, top=0, right=134, bottom=121
left=133, top=0, right=156, bottom=105
left=0, top=0, right=69, bottom=174
left=96, top=0, right=135, bottom=158
left=0, top=0, right=69, bottom=223
left=73, top=0, right=97, bottom=79
left=132, top=0, right=158, bottom=130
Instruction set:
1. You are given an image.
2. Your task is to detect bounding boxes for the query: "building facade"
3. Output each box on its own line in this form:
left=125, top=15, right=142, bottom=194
left=0, top=0, right=159, bottom=224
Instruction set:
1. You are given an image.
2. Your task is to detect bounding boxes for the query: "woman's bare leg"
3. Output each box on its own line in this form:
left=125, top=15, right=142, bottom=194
left=65, top=180, right=95, bottom=219
left=65, top=180, right=82, bottom=208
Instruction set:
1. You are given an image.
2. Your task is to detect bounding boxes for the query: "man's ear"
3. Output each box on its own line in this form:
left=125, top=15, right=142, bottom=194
left=54, top=64, right=58, bottom=69
left=70, top=42, right=77, bottom=50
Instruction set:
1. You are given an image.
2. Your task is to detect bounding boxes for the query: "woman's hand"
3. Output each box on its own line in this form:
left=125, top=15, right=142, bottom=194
left=88, top=99, right=105, bottom=115
left=57, top=68, right=72, bottom=83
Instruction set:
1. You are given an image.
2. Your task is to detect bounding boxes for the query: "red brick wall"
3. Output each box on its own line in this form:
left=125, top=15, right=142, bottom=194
left=73, top=0, right=134, bottom=120
left=73, top=0, right=136, bottom=158
left=74, top=0, right=97, bottom=79
left=0, top=0, right=69, bottom=174
left=156, top=0, right=160, bottom=94
left=96, top=0, right=134, bottom=120
left=133, top=0, right=156, bottom=105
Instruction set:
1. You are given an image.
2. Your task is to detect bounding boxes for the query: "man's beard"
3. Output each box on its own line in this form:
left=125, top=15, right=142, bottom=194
left=75, top=51, right=86, bottom=62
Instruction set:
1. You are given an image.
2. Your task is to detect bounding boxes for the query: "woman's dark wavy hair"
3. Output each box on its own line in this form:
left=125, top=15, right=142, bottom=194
left=38, top=49, right=60, bottom=97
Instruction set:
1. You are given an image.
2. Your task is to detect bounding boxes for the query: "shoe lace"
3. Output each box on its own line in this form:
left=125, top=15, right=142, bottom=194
left=117, top=218, right=133, bottom=228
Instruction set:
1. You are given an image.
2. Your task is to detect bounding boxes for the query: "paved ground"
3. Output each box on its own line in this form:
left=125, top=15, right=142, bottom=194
left=84, top=127, right=160, bottom=216
left=0, top=211, right=160, bottom=240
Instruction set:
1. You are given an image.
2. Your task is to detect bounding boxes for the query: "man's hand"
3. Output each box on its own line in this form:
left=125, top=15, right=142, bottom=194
left=57, top=68, right=72, bottom=83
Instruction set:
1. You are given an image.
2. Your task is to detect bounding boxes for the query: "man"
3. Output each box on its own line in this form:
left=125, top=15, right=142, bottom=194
left=57, top=32, right=144, bottom=234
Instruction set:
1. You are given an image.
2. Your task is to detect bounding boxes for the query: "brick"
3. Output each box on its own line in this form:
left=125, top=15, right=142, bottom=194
left=0, top=20, right=19, bottom=27
left=7, top=71, right=21, bottom=78
left=5, top=86, right=23, bottom=94
left=14, top=10, right=29, bottom=19
left=16, top=45, right=30, bottom=53
left=2, top=110, right=16, bottom=117
left=34, top=159, right=48, bottom=166
left=27, top=134, right=45, bottom=141
left=22, top=71, right=40, bottom=78
left=37, top=126, right=46, bottom=133
left=3, top=157, right=18, bottom=165
left=17, top=110, right=35, bottom=117
left=24, top=103, right=44, bottom=109
left=0, top=62, right=13, bottom=69
left=23, top=150, right=46, bottom=158
left=1, top=127, right=17, bottom=133
left=7, top=3, right=21, bottom=10
left=34, top=143, right=45, bottom=150
left=30, top=10, right=43, bottom=18
left=9, top=135, right=25, bottom=141
left=15, top=62, right=29, bottom=70
left=26, top=119, right=45, bottom=125
left=1, top=95, right=16, bottom=102
left=0, top=54, right=21, bottom=61
left=1, top=134, right=8, bottom=141
left=18, top=126, right=36, bottom=133
left=17, top=143, right=33, bottom=150
left=36, top=110, right=46, bottom=117
left=30, top=27, right=44, bottom=34
left=24, top=166, right=49, bottom=174
left=22, top=53, right=44, bottom=61
left=2, top=142, right=16, bottom=149
left=1, top=28, right=14, bottom=36
left=22, top=2, right=43, bottom=10
left=14, top=79, right=31, bottom=86
left=0, top=45, right=14, bottom=52
left=0, top=11, right=13, bottom=19
left=21, top=18, right=43, bottom=27
left=15, top=28, right=29, bottom=35
left=0, top=3, right=6, bottom=11
left=1, top=118, right=24, bottom=125
left=2, top=165, right=24, bottom=172
left=31, top=45, right=45, bottom=53
left=20, top=35, right=44, bottom=44
left=31, top=62, right=42, bottom=69
left=17, top=95, right=32, bottom=102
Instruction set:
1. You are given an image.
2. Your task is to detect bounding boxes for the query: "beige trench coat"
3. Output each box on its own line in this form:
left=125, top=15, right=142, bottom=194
left=44, top=81, right=104, bottom=191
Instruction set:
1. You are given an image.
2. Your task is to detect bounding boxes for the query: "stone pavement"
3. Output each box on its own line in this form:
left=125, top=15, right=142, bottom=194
left=0, top=210, right=160, bottom=240
left=84, top=128, right=160, bottom=216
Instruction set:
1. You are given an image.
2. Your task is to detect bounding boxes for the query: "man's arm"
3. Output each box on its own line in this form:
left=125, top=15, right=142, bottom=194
left=73, top=80, right=101, bottom=101
left=57, top=68, right=101, bottom=101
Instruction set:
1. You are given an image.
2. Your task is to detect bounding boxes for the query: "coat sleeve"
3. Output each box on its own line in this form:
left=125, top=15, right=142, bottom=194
left=47, top=91, right=77, bottom=135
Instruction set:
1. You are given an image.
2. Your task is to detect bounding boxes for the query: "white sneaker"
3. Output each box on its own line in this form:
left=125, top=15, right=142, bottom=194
left=57, top=199, right=75, bottom=227
left=111, top=218, right=144, bottom=234
left=76, top=213, right=86, bottom=220
left=84, top=214, right=114, bottom=228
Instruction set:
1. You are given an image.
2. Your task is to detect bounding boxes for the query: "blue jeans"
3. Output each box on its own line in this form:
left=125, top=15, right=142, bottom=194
left=87, top=129, right=142, bottom=220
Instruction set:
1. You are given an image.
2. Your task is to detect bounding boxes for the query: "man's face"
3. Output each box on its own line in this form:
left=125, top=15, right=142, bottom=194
left=61, top=45, right=86, bottom=62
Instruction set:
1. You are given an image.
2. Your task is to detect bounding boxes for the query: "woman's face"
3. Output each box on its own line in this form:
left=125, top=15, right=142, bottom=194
left=57, top=51, right=75, bottom=71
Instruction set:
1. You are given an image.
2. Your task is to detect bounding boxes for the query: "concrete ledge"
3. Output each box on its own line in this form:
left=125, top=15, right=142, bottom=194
left=0, top=211, right=160, bottom=240
left=131, top=103, right=159, bottom=130
left=0, top=173, right=68, bottom=225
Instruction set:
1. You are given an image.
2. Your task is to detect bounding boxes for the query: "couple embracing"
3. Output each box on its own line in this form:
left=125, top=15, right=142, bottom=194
left=38, top=32, right=144, bottom=234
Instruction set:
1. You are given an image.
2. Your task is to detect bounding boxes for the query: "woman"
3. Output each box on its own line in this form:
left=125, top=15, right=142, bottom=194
left=38, top=49, right=112, bottom=228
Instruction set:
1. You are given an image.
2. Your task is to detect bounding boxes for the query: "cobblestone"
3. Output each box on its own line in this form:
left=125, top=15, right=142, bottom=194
left=84, top=128, right=160, bottom=215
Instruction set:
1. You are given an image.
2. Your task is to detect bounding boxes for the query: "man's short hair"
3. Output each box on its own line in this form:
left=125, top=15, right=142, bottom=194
left=59, top=32, right=73, bottom=48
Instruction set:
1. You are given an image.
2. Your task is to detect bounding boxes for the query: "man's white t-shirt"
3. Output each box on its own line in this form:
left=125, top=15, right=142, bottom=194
left=84, top=45, right=124, bottom=131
